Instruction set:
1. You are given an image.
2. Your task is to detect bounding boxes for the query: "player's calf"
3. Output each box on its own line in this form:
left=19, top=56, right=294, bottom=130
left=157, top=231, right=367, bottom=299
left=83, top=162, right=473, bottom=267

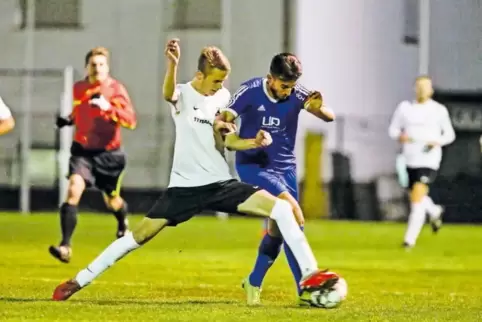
left=52, top=217, right=169, bottom=300
left=49, top=175, right=85, bottom=263
left=104, top=195, right=129, bottom=238
left=237, top=191, right=319, bottom=278
left=247, top=231, right=283, bottom=292
left=66, top=174, right=85, bottom=205
left=404, top=182, right=428, bottom=247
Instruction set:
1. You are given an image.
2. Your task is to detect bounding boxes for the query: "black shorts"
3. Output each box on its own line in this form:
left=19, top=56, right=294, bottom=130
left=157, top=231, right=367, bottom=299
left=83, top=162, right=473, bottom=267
left=146, top=179, right=260, bottom=226
left=69, top=142, right=126, bottom=196
left=406, top=167, right=437, bottom=189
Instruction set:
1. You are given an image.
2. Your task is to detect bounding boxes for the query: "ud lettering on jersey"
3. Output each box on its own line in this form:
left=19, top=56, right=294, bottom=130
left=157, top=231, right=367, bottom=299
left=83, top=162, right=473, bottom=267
left=221, top=77, right=310, bottom=171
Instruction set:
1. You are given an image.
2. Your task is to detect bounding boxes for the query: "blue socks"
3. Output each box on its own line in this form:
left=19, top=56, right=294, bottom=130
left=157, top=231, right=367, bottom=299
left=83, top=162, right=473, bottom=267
left=248, top=226, right=304, bottom=294
left=249, top=233, right=282, bottom=287
left=283, top=226, right=304, bottom=295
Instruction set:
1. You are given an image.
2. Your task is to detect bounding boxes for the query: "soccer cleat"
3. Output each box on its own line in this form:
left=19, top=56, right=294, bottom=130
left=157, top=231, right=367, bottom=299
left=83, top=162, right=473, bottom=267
left=52, top=279, right=81, bottom=301
left=299, top=270, right=339, bottom=292
left=48, top=245, right=72, bottom=263
left=430, top=205, right=444, bottom=234
left=241, top=276, right=262, bottom=306
left=116, top=219, right=129, bottom=239
left=402, top=242, right=414, bottom=250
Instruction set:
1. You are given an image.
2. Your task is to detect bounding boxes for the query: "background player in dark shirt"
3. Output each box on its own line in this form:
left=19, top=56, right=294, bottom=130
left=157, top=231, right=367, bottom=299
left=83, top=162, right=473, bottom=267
left=49, top=47, right=137, bottom=263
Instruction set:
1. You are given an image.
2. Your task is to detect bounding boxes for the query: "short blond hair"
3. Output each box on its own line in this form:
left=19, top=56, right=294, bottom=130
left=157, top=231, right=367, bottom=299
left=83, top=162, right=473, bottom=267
left=197, top=46, right=231, bottom=75
left=85, top=47, right=110, bottom=66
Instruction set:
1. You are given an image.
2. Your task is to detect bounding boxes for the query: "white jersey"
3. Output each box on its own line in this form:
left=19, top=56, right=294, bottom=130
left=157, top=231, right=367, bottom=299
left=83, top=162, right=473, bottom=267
left=168, top=82, right=232, bottom=188
left=388, top=99, right=456, bottom=170
left=0, top=96, right=12, bottom=120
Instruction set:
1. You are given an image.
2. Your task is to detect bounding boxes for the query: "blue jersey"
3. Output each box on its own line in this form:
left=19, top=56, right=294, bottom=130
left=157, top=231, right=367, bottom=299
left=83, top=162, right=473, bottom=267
left=224, top=77, right=310, bottom=171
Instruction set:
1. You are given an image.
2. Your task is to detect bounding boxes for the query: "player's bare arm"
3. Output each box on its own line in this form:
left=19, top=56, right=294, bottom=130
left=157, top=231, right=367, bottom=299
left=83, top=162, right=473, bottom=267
left=303, top=91, right=335, bottom=122
left=224, top=130, right=272, bottom=151
left=215, top=110, right=268, bottom=150
left=218, top=110, right=237, bottom=123
left=213, top=116, right=272, bottom=151
left=0, top=97, right=15, bottom=135
left=214, top=117, right=272, bottom=151
left=163, top=38, right=180, bottom=103
left=0, top=116, right=14, bottom=135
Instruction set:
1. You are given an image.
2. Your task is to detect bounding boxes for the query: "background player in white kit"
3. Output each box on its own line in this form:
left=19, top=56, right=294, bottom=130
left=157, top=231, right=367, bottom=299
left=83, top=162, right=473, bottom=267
left=52, top=39, right=338, bottom=301
left=0, top=96, right=15, bottom=136
left=389, top=76, right=456, bottom=248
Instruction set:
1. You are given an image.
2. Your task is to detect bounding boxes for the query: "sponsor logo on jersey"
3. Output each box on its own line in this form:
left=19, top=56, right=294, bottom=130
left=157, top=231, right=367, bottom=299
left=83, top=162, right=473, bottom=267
left=262, top=116, right=280, bottom=127
left=194, top=117, right=213, bottom=126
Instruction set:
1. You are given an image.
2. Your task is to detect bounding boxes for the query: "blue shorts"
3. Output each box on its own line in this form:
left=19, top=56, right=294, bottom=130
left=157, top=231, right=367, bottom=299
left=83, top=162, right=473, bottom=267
left=236, top=164, right=298, bottom=200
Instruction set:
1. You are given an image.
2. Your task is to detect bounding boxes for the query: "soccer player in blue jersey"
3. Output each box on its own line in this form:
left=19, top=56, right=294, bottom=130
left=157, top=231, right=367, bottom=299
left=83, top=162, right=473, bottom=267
left=218, top=53, right=335, bottom=305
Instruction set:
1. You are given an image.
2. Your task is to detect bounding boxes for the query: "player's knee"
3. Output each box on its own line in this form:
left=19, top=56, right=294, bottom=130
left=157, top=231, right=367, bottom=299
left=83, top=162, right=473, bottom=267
left=266, top=220, right=282, bottom=237
left=270, top=199, right=293, bottom=217
left=66, top=175, right=85, bottom=204
left=105, top=195, right=123, bottom=211
left=410, top=183, right=428, bottom=203
left=131, top=218, right=167, bottom=245
left=237, top=190, right=277, bottom=216
left=277, top=192, right=304, bottom=225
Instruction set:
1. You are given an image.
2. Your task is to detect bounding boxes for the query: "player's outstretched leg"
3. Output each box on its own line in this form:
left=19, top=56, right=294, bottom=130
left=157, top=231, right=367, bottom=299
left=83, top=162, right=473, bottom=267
left=243, top=219, right=303, bottom=305
left=283, top=230, right=303, bottom=294
left=237, top=190, right=337, bottom=291
left=243, top=221, right=283, bottom=305
left=423, top=196, right=443, bottom=233
left=103, top=194, right=129, bottom=238
left=404, top=182, right=428, bottom=248
left=49, top=174, right=85, bottom=263
left=243, top=190, right=304, bottom=305
left=52, top=217, right=168, bottom=301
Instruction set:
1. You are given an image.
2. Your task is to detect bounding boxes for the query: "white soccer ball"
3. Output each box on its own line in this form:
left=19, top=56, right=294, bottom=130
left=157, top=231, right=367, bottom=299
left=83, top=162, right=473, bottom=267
left=309, top=277, right=348, bottom=309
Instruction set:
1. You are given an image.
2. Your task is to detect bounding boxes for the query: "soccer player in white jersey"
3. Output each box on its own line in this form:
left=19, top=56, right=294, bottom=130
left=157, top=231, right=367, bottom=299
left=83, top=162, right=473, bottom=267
left=0, top=96, right=15, bottom=136
left=51, top=39, right=339, bottom=301
left=389, top=76, right=456, bottom=248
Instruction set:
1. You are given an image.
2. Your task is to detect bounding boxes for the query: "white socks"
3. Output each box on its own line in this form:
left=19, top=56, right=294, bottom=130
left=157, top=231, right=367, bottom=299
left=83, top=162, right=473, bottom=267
left=423, top=196, right=441, bottom=220
left=269, top=199, right=318, bottom=277
left=76, top=232, right=140, bottom=287
left=404, top=202, right=426, bottom=246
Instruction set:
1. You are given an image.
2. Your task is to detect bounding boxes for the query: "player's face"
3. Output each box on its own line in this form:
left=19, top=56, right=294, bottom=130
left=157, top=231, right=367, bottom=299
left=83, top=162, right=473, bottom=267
left=267, top=74, right=297, bottom=100
left=199, top=68, right=229, bottom=96
left=415, top=78, right=433, bottom=101
left=87, top=55, right=109, bottom=82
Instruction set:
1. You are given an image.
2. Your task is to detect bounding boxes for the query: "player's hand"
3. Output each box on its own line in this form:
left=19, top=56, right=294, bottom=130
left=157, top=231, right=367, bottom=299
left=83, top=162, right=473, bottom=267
left=89, top=95, right=111, bottom=111
left=399, top=133, right=410, bottom=143
left=56, top=116, right=73, bottom=128
left=255, top=130, right=272, bottom=147
left=214, top=120, right=237, bottom=135
left=424, top=141, right=439, bottom=152
left=304, top=91, right=323, bottom=110
left=165, top=38, right=180, bottom=65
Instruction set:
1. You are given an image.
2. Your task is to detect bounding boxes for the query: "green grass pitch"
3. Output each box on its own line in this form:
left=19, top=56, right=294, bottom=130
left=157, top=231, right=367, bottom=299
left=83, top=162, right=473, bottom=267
left=0, top=213, right=481, bottom=321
